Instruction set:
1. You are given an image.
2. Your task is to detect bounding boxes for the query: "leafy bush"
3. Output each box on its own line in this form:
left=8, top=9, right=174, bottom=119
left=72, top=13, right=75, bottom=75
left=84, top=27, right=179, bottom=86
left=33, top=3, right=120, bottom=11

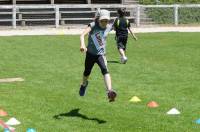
left=146, top=8, right=174, bottom=24
left=139, top=0, right=200, bottom=4
left=145, top=7, right=200, bottom=24
left=179, top=8, right=200, bottom=24
left=139, top=0, right=200, bottom=24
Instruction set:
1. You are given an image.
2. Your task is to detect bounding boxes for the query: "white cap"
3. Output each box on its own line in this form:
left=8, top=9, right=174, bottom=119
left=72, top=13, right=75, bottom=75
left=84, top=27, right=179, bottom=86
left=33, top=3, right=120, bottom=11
left=99, top=9, right=110, bottom=20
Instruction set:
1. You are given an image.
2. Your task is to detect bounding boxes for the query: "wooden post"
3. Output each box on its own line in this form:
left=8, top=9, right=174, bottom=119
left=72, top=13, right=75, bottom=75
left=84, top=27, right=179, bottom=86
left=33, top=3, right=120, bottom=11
left=61, top=20, right=65, bottom=25
left=60, top=12, right=65, bottom=25
left=55, top=6, right=59, bottom=28
left=22, top=20, right=26, bottom=26
left=51, top=0, right=54, bottom=4
left=19, top=13, right=26, bottom=26
left=174, top=5, right=179, bottom=26
left=136, top=5, right=140, bottom=27
left=12, top=5, right=16, bottom=29
left=87, top=0, right=91, bottom=4
left=12, top=0, right=16, bottom=5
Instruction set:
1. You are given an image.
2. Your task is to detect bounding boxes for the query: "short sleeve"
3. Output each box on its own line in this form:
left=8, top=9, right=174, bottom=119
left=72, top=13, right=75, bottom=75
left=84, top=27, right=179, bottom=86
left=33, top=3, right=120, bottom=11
left=113, top=18, right=118, bottom=29
left=88, top=22, right=95, bottom=29
left=127, top=19, right=131, bottom=28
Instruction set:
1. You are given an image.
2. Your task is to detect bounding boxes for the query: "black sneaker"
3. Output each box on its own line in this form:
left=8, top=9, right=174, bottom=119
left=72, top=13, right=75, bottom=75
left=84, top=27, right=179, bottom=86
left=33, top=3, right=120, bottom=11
left=79, top=81, right=88, bottom=96
left=107, top=90, right=117, bottom=102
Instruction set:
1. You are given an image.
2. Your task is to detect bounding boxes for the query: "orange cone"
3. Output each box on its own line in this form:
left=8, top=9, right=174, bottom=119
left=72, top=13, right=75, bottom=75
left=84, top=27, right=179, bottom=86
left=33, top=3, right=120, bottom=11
left=147, top=101, right=159, bottom=108
left=0, top=109, right=8, bottom=117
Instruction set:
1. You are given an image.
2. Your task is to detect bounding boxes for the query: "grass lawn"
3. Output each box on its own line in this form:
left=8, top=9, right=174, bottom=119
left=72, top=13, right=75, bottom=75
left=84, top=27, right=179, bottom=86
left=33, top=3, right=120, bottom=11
left=0, top=32, right=200, bottom=132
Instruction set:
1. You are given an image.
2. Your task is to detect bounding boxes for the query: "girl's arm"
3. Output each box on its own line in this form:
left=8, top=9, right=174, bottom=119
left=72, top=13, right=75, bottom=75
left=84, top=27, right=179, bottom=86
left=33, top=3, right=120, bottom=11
left=128, top=27, right=138, bottom=41
left=80, top=26, right=92, bottom=53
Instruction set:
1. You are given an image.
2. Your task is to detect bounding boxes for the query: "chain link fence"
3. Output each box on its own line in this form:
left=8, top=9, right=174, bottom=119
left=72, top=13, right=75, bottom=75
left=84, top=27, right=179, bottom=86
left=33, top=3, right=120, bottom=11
left=135, top=5, right=200, bottom=26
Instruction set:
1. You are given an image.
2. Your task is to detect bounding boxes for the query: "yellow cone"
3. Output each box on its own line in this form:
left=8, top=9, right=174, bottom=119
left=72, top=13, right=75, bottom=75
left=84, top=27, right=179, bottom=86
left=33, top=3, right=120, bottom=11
left=129, top=96, right=141, bottom=102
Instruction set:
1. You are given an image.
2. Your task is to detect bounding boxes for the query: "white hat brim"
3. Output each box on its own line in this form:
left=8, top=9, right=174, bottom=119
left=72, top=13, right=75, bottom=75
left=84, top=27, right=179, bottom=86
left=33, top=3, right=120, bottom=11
left=99, top=16, right=110, bottom=20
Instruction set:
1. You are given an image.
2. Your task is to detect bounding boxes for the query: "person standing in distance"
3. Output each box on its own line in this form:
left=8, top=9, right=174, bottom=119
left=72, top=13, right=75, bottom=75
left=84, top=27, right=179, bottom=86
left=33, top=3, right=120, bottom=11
left=113, top=8, right=137, bottom=64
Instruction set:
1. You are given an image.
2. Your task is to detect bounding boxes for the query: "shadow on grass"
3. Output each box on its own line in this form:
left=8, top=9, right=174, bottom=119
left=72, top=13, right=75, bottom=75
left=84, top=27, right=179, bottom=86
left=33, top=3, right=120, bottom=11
left=107, top=60, right=120, bottom=64
left=53, top=108, right=106, bottom=124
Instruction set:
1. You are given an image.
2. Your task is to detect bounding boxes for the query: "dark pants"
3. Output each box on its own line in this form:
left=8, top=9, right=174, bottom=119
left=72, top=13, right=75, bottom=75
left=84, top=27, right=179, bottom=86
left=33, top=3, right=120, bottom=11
left=83, top=52, right=108, bottom=76
left=116, top=36, right=128, bottom=50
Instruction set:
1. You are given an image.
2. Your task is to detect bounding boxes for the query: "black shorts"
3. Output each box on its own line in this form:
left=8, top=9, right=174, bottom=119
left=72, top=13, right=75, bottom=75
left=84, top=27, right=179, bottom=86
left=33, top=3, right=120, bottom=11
left=83, top=52, right=109, bottom=76
left=116, top=36, right=128, bottom=50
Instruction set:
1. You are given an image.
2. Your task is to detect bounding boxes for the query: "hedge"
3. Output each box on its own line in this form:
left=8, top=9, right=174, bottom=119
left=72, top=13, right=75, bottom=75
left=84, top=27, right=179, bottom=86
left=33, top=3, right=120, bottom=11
left=144, top=7, right=200, bottom=24
left=139, top=0, right=200, bottom=4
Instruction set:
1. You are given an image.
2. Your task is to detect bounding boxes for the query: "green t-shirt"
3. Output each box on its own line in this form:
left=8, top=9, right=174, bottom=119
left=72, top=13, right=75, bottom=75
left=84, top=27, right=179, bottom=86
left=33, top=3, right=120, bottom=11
left=114, top=17, right=130, bottom=37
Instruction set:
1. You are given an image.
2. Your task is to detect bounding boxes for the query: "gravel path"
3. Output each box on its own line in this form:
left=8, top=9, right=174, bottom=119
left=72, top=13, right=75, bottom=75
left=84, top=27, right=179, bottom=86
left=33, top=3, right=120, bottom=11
left=0, top=26, right=200, bottom=36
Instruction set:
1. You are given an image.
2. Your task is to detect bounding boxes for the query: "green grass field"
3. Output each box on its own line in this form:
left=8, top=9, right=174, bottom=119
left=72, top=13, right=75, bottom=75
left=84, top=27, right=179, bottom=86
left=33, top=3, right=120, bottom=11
left=0, top=32, right=200, bottom=132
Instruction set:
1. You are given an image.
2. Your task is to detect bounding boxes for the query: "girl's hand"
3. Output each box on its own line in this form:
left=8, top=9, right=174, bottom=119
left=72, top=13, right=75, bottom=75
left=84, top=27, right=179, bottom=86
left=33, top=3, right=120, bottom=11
left=80, top=26, right=91, bottom=53
left=80, top=45, right=87, bottom=53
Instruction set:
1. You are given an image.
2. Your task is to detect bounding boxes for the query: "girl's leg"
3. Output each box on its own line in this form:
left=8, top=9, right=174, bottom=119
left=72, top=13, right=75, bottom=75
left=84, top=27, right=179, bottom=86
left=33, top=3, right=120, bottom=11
left=103, top=73, right=112, bottom=91
left=96, top=55, right=112, bottom=91
left=81, top=52, right=95, bottom=85
left=118, top=48, right=127, bottom=64
left=97, top=55, right=117, bottom=101
left=118, top=48, right=126, bottom=58
left=104, top=73, right=117, bottom=102
left=117, top=36, right=128, bottom=63
left=79, top=52, right=95, bottom=96
left=81, top=75, right=89, bottom=86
